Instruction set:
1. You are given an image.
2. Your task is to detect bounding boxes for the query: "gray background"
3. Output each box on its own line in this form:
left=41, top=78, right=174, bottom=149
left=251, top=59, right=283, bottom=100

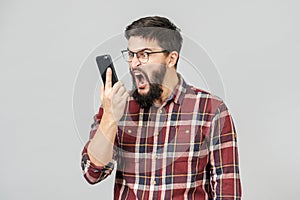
left=1, top=0, right=299, bottom=199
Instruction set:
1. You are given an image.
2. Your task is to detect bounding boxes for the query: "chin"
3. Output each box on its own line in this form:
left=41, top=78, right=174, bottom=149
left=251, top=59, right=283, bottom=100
left=137, top=84, right=150, bottom=95
left=137, top=88, right=150, bottom=95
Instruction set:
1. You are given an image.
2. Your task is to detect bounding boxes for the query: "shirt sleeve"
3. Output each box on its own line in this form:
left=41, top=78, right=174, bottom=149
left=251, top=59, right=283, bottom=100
left=81, top=107, right=118, bottom=185
left=209, top=102, right=242, bottom=199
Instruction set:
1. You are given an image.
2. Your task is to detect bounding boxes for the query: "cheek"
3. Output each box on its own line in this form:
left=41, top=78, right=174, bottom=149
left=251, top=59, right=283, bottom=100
left=142, top=63, right=166, bottom=80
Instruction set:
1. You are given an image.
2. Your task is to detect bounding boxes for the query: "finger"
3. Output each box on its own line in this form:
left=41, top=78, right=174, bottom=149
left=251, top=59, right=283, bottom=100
left=100, top=84, right=104, bottom=102
left=114, top=91, right=129, bottom=104
left=117, top=86, right=126, bottom=95
left=112, top=81, right=125, bottom=94
left=118, top=89, right=129, bottom=98
left=121, top=91, right=129, bottom=99
left=124, top=91, right=129, bottom=98
left=105, top=67, right=112, bottom=89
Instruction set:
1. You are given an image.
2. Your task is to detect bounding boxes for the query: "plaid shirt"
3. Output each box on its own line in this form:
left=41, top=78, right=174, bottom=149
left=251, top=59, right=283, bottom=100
left=81, top=74, right=242, bottom=200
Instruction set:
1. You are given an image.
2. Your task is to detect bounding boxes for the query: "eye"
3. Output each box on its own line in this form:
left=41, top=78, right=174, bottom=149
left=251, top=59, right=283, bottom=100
left=138, top=51, right=149, bottom=59
left=128, top=51, right=134, bottom=58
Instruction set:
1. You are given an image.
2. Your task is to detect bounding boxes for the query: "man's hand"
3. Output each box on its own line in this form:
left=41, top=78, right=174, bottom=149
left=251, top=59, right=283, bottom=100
left=100, top=68, right=129, bottom=123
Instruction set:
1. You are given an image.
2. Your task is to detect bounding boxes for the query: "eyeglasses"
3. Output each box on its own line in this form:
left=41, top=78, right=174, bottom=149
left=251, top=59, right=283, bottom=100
left=121, top=48, right=169, bottom=64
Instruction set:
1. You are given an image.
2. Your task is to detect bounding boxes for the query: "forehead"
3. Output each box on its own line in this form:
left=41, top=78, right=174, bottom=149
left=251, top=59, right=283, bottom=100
left=128, top=36, right=160, bottom=51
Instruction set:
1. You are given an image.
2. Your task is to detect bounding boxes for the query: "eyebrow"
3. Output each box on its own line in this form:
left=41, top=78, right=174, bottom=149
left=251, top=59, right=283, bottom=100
left=127, top=48, right=153, bottom=52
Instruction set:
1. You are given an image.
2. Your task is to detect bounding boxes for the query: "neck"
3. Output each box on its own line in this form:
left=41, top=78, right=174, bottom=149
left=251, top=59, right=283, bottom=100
left=154, top=71, right=179, bottom=106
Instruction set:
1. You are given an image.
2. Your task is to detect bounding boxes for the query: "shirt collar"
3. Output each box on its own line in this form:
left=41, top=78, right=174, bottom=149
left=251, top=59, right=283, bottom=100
left=166, top=73, right=187, bottom=105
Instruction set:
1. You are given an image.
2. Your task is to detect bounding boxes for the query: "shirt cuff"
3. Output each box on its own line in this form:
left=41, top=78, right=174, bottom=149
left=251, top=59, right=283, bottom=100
left=81, top=152, right=114, bottom=184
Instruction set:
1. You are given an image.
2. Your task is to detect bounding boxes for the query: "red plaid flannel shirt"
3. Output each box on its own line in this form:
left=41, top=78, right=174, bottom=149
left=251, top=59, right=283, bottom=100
left=81, top=74, right=242, bottom=199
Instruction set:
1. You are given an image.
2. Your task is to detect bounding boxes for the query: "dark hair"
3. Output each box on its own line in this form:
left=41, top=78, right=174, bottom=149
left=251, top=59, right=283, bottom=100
left=125, top=16, right=183, bottom=67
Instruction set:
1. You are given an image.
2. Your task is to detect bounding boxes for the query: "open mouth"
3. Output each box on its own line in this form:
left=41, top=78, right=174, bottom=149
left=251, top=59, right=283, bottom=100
left=133, top=71, right=148, bottom=89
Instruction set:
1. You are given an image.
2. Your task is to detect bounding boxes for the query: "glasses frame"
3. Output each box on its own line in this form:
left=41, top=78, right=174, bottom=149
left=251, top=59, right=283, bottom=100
left=121, top=48, right=169, bottom=64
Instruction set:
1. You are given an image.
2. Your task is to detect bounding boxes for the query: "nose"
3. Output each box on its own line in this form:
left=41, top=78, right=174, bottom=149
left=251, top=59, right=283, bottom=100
left=130, top=54, right=141, bottom=70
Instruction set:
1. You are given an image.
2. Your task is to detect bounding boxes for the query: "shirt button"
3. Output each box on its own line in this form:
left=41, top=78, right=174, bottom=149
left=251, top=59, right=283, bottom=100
left=185, top=129, right=190, bottom=134
left=152, top=180, right=156, bottom=185
left=159, top=109, right=162, bottom=114
left=154, top=132, right=159, bottom=136
left=128, top=129, right=132, bottom=134
left=153, top=155, right=157, bottom=159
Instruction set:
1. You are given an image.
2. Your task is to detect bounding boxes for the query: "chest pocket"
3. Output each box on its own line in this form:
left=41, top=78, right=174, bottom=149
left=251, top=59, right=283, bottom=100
left=118, top=123, right=140, bottom=152
left=172, top=124, right=208, bottom=162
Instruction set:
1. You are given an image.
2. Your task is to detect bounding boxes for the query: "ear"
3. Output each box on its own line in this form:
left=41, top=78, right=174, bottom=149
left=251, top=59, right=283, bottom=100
left=167, top=51, right=179, bottom=68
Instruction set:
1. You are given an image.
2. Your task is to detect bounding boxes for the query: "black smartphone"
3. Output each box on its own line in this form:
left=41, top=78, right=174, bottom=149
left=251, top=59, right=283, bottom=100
left=96, top=55, right=118, bottom=86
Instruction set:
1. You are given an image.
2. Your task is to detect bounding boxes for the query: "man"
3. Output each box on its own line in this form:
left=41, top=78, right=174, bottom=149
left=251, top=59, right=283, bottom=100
left=81, top=16, right=242, bottom=199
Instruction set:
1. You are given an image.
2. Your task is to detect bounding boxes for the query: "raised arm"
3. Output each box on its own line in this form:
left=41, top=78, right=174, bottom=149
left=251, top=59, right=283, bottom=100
left=81, top=68, right=128, bottom=184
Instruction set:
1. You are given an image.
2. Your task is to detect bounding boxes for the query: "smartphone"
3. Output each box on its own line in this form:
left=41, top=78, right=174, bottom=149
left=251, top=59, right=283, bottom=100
left=96, top=54, right=118, bottom=86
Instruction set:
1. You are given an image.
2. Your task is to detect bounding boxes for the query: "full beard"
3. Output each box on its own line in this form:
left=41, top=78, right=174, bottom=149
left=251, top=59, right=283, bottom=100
left=132, top=83, right=163, bottom=108
left=131, top=66, right=166, bottom=108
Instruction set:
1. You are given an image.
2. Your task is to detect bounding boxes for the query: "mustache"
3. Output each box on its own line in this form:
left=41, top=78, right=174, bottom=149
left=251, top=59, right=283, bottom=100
left=130, top=67, right=166, bottom=86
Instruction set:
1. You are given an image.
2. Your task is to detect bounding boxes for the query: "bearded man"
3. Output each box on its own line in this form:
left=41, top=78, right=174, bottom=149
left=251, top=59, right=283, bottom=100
left=81, top=16, right=242, bottom=200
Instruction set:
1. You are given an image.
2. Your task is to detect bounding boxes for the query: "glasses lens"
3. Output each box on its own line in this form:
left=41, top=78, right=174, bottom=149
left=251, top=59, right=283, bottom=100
left=122, top=51, right=130, bottom=62
left=122, top=50, right=149, bottom=63
left=137, top=51, right=149, bottom=63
